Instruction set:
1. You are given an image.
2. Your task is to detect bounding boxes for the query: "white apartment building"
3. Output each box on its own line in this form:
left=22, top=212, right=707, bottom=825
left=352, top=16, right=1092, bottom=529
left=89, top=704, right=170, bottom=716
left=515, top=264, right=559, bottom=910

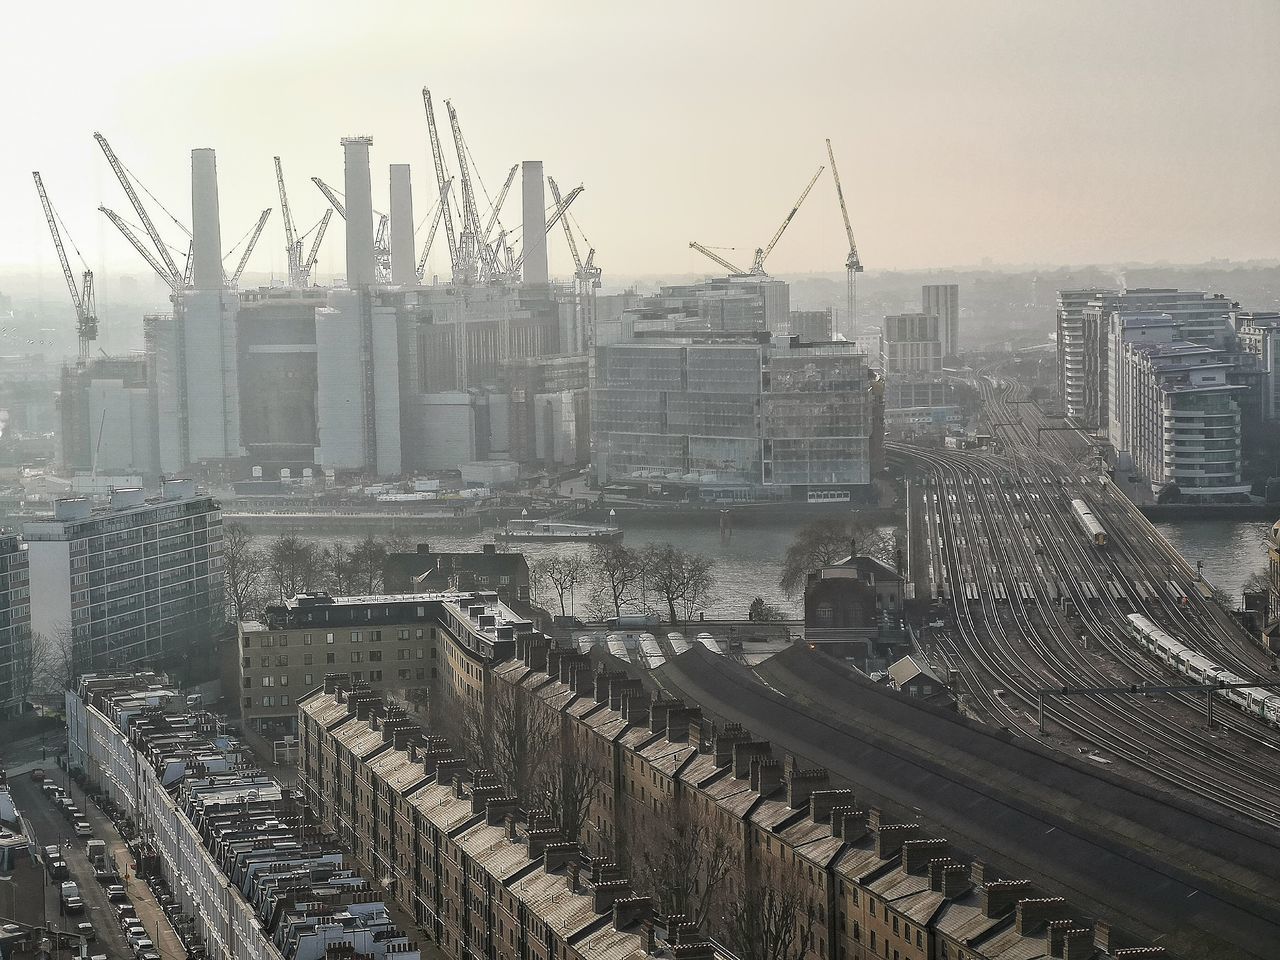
left=1119, top=339, right=1249, bottom=498
left=922, top=284, right=960, bottom=357
left=23, top=479, right=223, bottom=673
left=1235, top=311, right=1280, bottom=421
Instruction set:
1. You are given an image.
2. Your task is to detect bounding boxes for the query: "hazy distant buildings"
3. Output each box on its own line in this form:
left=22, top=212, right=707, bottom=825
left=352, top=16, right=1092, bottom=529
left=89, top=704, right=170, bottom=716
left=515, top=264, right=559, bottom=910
left=593, top=332, right=882, bottom=500
left=789, top=308, right=833, bottom=341
left=57, top=357, right=153, bottom=478
left=880, top=312, right=961, bottom=432
left=22, top=479, right=223, bottom=674
left=922, top=283, right=960, bottom=357
left=0, top=535, right=30, bottom=716
left=1055, top=288, right=1112, bottom=424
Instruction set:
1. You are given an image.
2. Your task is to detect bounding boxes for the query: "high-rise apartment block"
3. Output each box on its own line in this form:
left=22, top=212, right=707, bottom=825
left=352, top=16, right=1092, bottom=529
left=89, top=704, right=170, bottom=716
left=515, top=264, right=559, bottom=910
left=880, top=313, right=961, bottom=432
left=592, top=333, right=882, bottom=500
left=0, top=535, right=30, bottom=715
left=22, top=479, right=223, bottom=674
left=921, top=284, right=960, bottom=357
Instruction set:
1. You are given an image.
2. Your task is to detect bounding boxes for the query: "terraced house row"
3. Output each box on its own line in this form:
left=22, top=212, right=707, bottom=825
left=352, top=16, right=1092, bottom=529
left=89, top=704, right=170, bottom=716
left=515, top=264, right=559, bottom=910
left=298, top=627, right=1172, bottom=960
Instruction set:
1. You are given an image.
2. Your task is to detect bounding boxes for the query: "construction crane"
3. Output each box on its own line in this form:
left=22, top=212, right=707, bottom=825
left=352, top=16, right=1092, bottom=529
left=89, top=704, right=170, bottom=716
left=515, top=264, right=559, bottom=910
left=94, top=132, right=184, bottom=287
left=444, top=99, right=484, bottom=284
left=688, top=241, right=746, bottom=276
left=275, top=157, right=303, bottom=286
left=310, top=177, right=346, bottom=218
left=99, top=206, right=182, bottom=293
left=302, top=209, right=333, bottom=282
left=547, top=177, right=602, bottom=339
left=482, top=163, right=518, bottom=245
left=750, top=164, right=823, bottom=274
left=417, top=179, right=453, bottom=282
left=825, top=138, right=863, bottom=335
left=32, top=171, right=98, bottom=361
left=226, top=208, right=272, bottom=285
left=510, top=186, right=584, bottom=277
left=422, top=88, right=460, bottom=283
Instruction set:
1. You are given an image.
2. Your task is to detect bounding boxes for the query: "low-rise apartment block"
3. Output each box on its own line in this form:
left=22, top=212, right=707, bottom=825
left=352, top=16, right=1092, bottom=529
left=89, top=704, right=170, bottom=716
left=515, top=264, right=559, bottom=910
left=66, top=672, right=422, bottom=960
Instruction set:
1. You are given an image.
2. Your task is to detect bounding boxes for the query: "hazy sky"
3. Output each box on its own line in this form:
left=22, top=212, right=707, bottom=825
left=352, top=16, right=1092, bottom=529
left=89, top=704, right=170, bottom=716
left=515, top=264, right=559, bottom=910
left=3, top=0, right=1278, bottom=288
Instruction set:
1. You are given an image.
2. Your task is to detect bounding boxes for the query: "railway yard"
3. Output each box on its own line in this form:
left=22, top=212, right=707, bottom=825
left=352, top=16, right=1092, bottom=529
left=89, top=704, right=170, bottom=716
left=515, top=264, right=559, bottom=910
left=893, top=372, right=1280, bottom=832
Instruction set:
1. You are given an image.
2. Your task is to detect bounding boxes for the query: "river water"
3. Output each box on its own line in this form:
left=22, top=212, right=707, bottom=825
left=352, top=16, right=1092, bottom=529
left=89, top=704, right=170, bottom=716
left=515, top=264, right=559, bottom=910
left=1152, top=520, right=1273, bottom=601
left=293, top=515, right=1271, bottom=619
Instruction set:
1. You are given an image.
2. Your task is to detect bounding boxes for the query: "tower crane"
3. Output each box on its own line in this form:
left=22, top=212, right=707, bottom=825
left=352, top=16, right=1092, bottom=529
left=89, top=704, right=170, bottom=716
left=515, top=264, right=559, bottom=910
left=302, top=209, right=333, bottom=282
left=422, top=88, right=460, bottom=283
left=275, top=157, right=303, bottom=286
left=510, top=186, right=583, bottom=277
left=548, top=176, right=602, bottom=344
left=417, top=179, right=453, bottom=282
left=750, top=165, right=823, bottom=274
left=310, top=177, right=345, bottom=218
left=311, top=176, right=391, bottom=282
left=689, top=164, right=825, bottom=278
left=226, top=208, right=273, bottom=285
left=825, top=138, right=863, bottom=336
left=32, top=172, right=98, bottom=361
left=98, top=206, right=182, bottom=294
left=94, top=132, right=184, bottom=287
left=444, top=99, right=483, bottom=284
left=481, top=164, right=519, bottom=245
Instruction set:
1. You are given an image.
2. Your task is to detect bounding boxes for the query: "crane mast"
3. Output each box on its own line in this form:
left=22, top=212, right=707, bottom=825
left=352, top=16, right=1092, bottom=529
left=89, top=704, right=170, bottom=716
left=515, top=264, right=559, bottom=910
left=302, top=209, right=333, bottom=280
left=422, top=88, right=460, bottom=283
left=417, top=179, right=453, bottom=282
left=825, top=138, right=863, bottom=336
left=33, top=172, right=98, bottom=360
left=275, top=157, right=302, bottom=286
left=482, top=164, right=518, bottom=244
left=444, top=100, right=483, bottom=284
left=94, top=132, right=183, bottom=286
left=99, top=206, right=181, bottom=293
left=310, top=177, right=346, bottom=218
left=751, top=164, right=824, bottom=274
left=511, top=186, right=583, bottom=275
left=229, top=208, right=272, bottom=285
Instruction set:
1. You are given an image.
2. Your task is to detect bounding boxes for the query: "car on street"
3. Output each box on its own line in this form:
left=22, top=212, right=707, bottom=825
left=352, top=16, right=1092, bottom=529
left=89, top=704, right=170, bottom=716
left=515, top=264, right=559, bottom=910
left=75, top=921, right=95, bottom=941
left=106, top=885, right=127, bottom=902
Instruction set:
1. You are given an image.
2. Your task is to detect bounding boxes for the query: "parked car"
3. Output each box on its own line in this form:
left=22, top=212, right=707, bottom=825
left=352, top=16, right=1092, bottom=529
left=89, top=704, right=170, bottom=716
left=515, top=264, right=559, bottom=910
left=105, top=885, right=127, bottom=902
left=129, top=936, right=154, bottom=955
left=47, top=859, right=69, bottom=881
left=75, top=922, right=95, bottom=941
left=74, top=821, right=92, bottom=838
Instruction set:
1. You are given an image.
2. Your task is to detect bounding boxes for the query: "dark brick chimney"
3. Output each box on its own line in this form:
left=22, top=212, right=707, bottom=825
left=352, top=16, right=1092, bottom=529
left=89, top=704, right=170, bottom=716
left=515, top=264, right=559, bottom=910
left=809, top=789, right=856, bottom=824
left=732, top=740, right=773, bottom=779
left=982, top=879, right=1031, bottom=919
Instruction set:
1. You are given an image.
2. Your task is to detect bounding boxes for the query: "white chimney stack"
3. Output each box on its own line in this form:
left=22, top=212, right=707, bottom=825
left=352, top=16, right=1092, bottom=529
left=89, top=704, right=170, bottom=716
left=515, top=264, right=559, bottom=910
left=389, top=164, right=415, bottom=285
left=342, top=137, right=376, bottom=287
left=191, top=148, right=223, bottom=289
left=521, top=160, right=548, bottom=287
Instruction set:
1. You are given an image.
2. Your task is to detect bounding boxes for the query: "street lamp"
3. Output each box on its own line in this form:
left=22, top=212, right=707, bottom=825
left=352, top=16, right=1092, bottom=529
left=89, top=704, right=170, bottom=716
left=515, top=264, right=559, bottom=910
left=608, top=509, right=615, bottom=529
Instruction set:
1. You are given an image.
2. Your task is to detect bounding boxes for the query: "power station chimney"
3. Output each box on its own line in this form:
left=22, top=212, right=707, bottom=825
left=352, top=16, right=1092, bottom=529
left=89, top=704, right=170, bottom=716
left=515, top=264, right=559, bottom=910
left=521, top=160, right=548, bottom=287
left=389, top=164, right=415, bottom=285
left=342, top=137, right=376, bottom=287
left=191, top=148, right=224, bottom=290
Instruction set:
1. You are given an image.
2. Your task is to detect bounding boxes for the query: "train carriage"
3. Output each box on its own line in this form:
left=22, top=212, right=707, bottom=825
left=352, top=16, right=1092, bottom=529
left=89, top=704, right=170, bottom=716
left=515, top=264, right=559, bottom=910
left=1070, top=499, right=1108, bottom=545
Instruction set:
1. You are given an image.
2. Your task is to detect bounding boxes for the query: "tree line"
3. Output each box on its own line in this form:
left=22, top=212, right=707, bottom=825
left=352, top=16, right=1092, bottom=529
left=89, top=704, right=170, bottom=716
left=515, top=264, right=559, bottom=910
left=531, top=541, right=717, bottom=625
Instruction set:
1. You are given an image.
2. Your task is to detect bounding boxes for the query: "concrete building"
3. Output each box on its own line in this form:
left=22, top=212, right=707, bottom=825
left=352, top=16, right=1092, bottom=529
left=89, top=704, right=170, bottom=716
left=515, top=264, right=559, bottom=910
left=1234, top=311, right=1280, bottom=421
left=619, top=276, right=790, bottom=335
left=23, top=479, right=223, bottom=675
left=1116, top=336, right=1250, bottom=499
left=66, top=673, right=422, bottom=960
left=789, top=309, right=833, bottom=342
left=593, top=333, right=882, bottom=501
left=880, top=313, right=960, bottom=433
left=921, top=284, right=960, bottom=358
left=802, top=554, right=908, bottom=670
left=57, top=356, right=154, bottom=479
left=237, top=589, right=529, bottom=747
left=0, top=535, right=30, bottom=715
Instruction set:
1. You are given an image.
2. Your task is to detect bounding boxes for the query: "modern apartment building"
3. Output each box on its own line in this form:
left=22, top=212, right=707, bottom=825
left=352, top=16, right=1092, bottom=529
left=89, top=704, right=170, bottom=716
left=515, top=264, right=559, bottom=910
left=66, top=672, right=422, bottom=960
left=592, top=334, right=882, bottom=501
left=0, top=535, right=30, bottom=715
left=238, top=589, right=529, bottom=746
left=22, top=479, right=223, bottom=675
left=1117, top=338, right=1250, bottom=498
left=1234, top=311, right=1280, bottom=421
left=1055, top=288, right=1114, bottom=423
left=921, top=284, right=960, bottom=358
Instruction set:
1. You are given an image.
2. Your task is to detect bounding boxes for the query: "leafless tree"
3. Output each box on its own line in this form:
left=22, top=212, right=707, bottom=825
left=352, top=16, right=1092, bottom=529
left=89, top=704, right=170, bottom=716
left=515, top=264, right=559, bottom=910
left=534, top=728, right=604, bottom=844
left=724, top=864, right=816, bottom=960
left=490, top=683, right=558, bottom=799
left=11, top=626, right=41, bottom=706
left=31, top=623, right=77, bottom=694
left=586, top=543, right=646, bottom=619
left=533, top=554, right=587, bottom=618
left=642, top=543, right=716, bottom=624
left=222, top=521, right=269, bottom=621
left=350, top=534, right=387, bottom=595
left=266, top=533, right=327, bottom=600
left=636, top=805, right=734, bottom=931
left=778, top=516, right=899, bottom=597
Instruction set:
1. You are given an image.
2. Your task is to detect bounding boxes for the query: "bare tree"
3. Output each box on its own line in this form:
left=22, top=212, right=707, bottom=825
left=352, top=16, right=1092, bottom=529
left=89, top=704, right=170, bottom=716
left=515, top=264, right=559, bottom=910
left=222, top=521, right=268, bottom=622
left=490, top=683, right=558, bottom=799
left=636, top=805, right=734, bottom=931
left=350, top=534, right=387, bottom=595
left=724, top=864, right=816, bottom=960
left=327, top=540, right=354, bottom=596
left=778, top=516, right=898, bottom=597
left=533, top=554, right=587, bottom=618
left=642, top=543, right=715, bottom=624
left=32, top=623, right=77, bottom=694
left=11, top=626, right=42, bottom=706
left=535, top=728, right=604, bottom=844
left=586, top=543, right=645, bottom=619
left=266, top=533, right=328, bottom=600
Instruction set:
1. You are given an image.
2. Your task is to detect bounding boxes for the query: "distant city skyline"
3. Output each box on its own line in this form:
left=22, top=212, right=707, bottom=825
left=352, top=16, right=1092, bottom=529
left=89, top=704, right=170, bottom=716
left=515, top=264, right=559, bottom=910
left=2, top=0, right=1278, bottom=284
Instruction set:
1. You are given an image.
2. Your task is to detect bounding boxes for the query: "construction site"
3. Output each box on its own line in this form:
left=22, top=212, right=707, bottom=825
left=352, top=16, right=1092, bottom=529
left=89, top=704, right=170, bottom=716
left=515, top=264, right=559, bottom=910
left=29, top=87, right=898, bottom=504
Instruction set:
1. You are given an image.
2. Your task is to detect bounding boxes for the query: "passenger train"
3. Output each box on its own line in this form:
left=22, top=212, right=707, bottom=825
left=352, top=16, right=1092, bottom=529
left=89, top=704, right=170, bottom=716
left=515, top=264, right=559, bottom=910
left=1070, top=499, right=1108, bottom=545
left=1124, top=613, right=1280, bottom=726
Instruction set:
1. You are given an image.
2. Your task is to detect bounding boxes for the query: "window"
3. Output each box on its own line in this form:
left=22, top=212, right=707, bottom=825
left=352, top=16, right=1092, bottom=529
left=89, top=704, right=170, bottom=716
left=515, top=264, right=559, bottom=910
left=262, top=696, right=275, bottom=707
left=416, top=669, right=425, bottom=680
left=399, top=649, right=410, bottom=660
left=351, top=631, right=362, bottom=643
left=370, top=670, right=383, bottom=681
left=242, top=635, right=252, bottom=648
left=351, top=651, right=363, bottom=663
left=327, top=633, right=335, bottom=643
left=353, top=671, right=363, bottom=681
left=242, top=656, right=251, bottom=668
left=281, top=696, right=290, bottom=707
left=398, top=629, right=410, bottom=640
left=277, top=655, right=289, bottom=666
left=260, top=656, right=270, bottom=668
left=262, top=676, right=275, bottom=687
left=369, top=650, right=382, bottom=662
left=305, top=674, right=314, bottom=686
left=304, top=654, right=313, bottom=666
left=279, top=635, right=288, bottom=646
left=243, top=696, right=252, bottom=708
left=399, top=669, right=412, bottom=680
left=243, top=677, right=252, bottom=688
left=327, top=653, right=335, bottom=664
left=280, top=675, right=289, bottom=686
left=303, top=633, right=312, bottom=645
left=371, top=630, right=382, bottom=642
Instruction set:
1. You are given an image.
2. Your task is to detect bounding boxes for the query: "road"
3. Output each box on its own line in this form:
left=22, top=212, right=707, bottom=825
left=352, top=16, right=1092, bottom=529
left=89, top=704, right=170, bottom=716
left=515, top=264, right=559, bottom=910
left=889, top=370, right=1280, bottom=829
left=10, top=766, right=183, bottom=960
